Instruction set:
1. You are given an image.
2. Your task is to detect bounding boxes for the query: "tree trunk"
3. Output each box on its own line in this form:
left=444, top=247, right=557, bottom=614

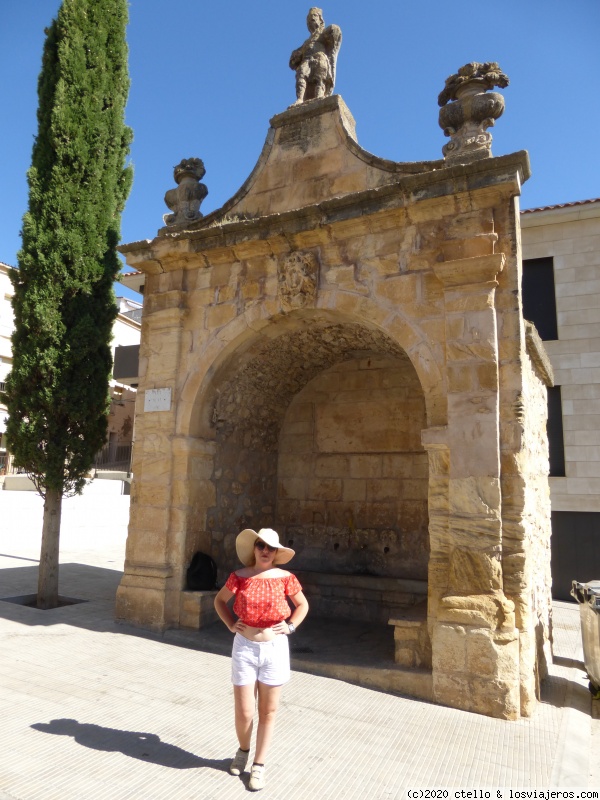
left=37, top=488, right=62, bottom=609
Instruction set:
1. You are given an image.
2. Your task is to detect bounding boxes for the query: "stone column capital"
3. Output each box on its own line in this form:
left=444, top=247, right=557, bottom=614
left=433, top=253, right=505, bottom=289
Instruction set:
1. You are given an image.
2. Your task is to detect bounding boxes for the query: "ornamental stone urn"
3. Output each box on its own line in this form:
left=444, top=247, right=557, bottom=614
left=438, top=62, right=509, bottom=163
left=163, top=157, right=208, bottom=227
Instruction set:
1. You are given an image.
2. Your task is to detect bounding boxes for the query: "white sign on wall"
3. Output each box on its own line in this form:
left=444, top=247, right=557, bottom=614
left=144, top=388, right=172, bottom=412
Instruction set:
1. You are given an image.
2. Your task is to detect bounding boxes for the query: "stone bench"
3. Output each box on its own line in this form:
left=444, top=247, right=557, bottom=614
left=388, top=601, right=431, bottom=669
left=294, top=570, right=427, bottom=625
left=179, top=590, right=219, bottom=629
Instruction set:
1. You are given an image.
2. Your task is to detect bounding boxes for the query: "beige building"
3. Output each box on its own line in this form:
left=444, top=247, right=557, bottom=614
left=0, top=259, right=141, bottom=477
left=117, top=89, right=554, bottom=720
left=521, top=198, right=600, bottom=599
left=0, top=262, right=14, bottom=472
left=99, top=296, right=142, bottom=473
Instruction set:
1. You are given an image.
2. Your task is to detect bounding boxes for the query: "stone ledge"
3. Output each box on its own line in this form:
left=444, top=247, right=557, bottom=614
left=295, top=570, right=427, bottom=625
left=295, top=570, right=427, bottom=595
left=294, top=657, right=433, bottom=702
left=525, top=321, right=554, bottom=387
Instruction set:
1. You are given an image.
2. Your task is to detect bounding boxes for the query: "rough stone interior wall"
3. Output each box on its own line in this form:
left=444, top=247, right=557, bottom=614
left=205, top=323, right=423, bottom=577
left=277, top=356, right=429, bottom=579
left=206, top=443, right=278, bottom=576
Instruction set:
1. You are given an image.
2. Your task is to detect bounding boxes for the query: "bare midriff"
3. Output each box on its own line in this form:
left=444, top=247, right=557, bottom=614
left=237, top=623, right=279, bottom=642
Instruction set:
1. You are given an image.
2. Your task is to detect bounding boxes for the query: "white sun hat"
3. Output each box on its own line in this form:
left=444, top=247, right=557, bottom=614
left=235, top=528, right=295, bottom=566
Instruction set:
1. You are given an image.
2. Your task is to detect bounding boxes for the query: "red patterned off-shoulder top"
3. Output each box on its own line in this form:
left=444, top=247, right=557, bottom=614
left=225, top=572, right=303, bottom=628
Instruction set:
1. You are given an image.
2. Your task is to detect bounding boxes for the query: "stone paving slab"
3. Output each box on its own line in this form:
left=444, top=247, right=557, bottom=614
left=0, top=491, right=598, bottom=798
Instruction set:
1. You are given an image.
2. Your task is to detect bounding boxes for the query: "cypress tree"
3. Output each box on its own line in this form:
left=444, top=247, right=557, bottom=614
left=3, top=0, right=133, bottom=608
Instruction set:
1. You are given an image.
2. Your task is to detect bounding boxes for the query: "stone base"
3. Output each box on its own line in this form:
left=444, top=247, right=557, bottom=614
left=389, top=602, right=431, bottom=669
left=115, top=567, right=177, bottom=631
left=432, top=621, right=521, bottom=719
left=180, top=590, right=219, bottom=629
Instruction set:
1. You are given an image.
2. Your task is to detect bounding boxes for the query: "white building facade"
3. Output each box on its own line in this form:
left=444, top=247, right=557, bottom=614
left=0, top=263, right=15, bottom=471
left=0, top=260, right=141, bottom=477
left=521, top=198, right=600, bottom=598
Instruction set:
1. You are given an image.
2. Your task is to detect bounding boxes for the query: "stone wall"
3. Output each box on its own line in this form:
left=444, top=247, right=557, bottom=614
left=277, top=356, right=428, bottom=579
left=502, top=324, right=554, bottom=710
left=203, top=331, right=428, bottom=586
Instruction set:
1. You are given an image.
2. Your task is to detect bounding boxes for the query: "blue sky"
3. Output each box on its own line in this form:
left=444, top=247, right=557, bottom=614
left=1, top=1, right=598, bottom=301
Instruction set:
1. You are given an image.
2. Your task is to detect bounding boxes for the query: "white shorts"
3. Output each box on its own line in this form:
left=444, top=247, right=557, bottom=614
left=231, top=633, right=291, bottom=686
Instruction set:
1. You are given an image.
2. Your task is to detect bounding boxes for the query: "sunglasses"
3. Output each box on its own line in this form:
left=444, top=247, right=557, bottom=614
left=255, top=541, right=277, bottom=553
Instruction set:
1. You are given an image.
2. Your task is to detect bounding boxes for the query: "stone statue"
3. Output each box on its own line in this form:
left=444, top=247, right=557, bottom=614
left=438, top=62, right=509, bottom=163
left=289, top=7, right=342, bottom=105
left=163, top=158, right=208, bottom=226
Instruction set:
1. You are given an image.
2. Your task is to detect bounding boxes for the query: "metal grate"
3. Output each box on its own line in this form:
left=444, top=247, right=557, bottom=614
left=93, top=443, right=132, bottom=472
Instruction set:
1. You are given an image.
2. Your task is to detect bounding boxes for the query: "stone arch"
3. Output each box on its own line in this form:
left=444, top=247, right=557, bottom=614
left=178, top=294, right=446, bottom=442
left=182, top=307, right=437, bottom=628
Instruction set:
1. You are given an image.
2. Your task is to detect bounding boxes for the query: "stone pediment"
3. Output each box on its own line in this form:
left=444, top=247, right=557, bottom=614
left=158, top=96, right=446, bottom=235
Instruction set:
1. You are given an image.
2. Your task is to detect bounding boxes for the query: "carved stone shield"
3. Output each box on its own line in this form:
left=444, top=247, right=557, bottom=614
left=278, top=252, right=319, bottom=311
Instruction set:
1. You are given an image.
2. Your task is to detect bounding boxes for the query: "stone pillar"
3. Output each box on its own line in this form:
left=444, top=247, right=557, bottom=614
left=430, top=254, right=520, bottom=719
left=116, top=286, right=190, bottom=630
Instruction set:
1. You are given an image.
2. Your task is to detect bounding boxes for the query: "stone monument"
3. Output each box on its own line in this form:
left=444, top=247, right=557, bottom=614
left=116, top=16, right=553, bottom=722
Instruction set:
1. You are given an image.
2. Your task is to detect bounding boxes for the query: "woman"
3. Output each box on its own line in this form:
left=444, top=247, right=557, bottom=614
left=214, top=527, right=309, bottom=792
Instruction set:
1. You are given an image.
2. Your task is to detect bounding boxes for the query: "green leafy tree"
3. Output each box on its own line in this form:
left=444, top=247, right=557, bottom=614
left=2, top=0, right=132, bottom=609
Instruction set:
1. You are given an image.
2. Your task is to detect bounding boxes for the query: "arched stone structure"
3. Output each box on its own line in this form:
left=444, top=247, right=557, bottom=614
left=116, top=95, right=553, bottom=720
left=187, top=318, right=431, bottom=621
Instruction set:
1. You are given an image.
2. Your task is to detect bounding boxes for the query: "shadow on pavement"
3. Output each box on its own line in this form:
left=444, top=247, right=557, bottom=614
left=0, top=553, right=39, bottom=563
left=3, top=563, right=591, bottom=717
left=0, top=556, right=123, bottom=613
left=553, top=654, right=586, bottom=671
left=537, top=664, right=592, bottom=713
left=0, top=563, right=121, bottom=626
left=30, top=719, right=229, bottom=771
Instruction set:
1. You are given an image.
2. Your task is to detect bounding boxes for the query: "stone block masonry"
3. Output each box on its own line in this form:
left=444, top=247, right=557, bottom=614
left=117, top=93, right=551, bottom=720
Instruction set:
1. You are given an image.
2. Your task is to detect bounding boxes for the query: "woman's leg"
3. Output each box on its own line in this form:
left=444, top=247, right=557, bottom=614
left=253, top=682, right=282, bottom=764
left=233, top=682, right=257, bottom=750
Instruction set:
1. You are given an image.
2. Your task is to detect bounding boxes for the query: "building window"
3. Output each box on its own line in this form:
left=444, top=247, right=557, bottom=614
left=547, top=386, right=566, bottom=477
left=522, top=257, right=558, bottom=341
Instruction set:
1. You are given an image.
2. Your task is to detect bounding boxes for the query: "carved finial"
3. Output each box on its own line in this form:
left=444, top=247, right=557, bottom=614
left=163, top=158, right=208, bottom=226
left=438, top=62, right=509, bottom=163
left=289, top=8, right=342, bottom=106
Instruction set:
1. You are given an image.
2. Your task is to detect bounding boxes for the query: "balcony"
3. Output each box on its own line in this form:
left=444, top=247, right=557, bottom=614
left=113, top=344, right=139, bottom=386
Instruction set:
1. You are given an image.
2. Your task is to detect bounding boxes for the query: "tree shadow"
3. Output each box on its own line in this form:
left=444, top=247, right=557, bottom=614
left=31, top=719, right=229, bottom=771
left=0, top=562, right=122, bottom=629
left=0, top=553, right=39, bottom=563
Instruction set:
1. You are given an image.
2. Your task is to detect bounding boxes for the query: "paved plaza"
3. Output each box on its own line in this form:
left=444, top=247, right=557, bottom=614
left=0, top=488, right=598, bottom=799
